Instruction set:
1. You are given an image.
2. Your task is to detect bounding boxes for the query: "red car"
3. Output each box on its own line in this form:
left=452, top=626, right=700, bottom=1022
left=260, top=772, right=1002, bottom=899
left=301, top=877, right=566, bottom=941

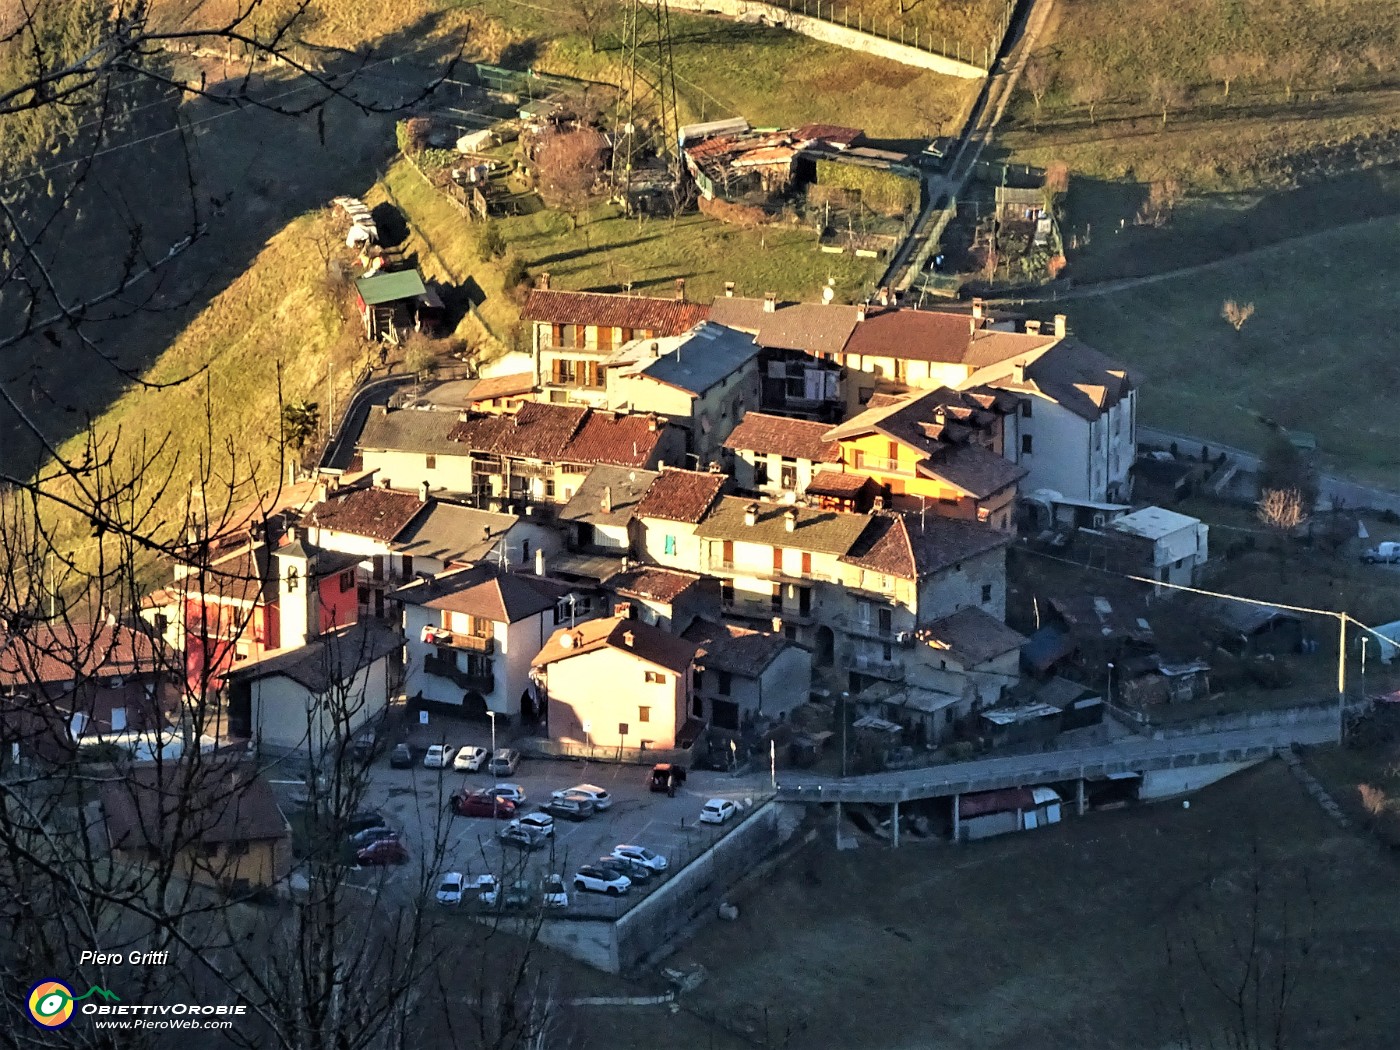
left=449, top=791, right=517, bottom=820
left=356, top=839, right=409, bottom=866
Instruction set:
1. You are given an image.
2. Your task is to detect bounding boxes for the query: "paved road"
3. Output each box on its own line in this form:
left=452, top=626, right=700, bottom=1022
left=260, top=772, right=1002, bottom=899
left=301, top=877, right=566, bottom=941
left=1139, top=424, right=1400, bottom=514
left=320, top=373, right=415, bottom=472
left=769, top=718, right=1339, bottom=803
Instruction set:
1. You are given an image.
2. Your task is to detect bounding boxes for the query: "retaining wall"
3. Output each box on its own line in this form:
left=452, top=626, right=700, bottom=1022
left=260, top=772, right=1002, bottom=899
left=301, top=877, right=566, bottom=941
left=1140, top=701, right=1339, bottom=741
left=1139, top=759, right=1261, bottom=800
left=667, top=0, right=985, bottom=78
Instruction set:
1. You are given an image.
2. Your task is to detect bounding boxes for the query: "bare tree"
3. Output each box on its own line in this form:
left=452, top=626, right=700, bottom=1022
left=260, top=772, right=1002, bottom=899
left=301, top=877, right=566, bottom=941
left=1071, top=67, right=1109, bottom=124
left=1023, top=52, right=1055, bottom=124
left=1148, top=74, right=1188, bottom=126
left=563, top=0, right=616, bottom=54
left=535, top=128, right=607, bottom=231
left=1222, top=299, right=1256, bottom=332
left=1139, top=177, right=1185, bottom=227
left=1207, top=53, right=1249, bottom=99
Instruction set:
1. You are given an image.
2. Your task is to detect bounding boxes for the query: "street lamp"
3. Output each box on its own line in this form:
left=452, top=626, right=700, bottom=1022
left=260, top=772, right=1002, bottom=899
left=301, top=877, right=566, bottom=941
left=1106, top=662, right=1115, bottom=707
left=486, top=709, right=498, bottom=757
left=1361, top=636, right=1369, bottom=703
left=840, top=691, right=849, bottom=779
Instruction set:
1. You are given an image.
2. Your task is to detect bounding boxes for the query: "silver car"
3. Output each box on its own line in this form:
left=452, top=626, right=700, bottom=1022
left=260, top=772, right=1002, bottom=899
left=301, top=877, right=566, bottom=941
left=489, top=748, right=522, bottom=776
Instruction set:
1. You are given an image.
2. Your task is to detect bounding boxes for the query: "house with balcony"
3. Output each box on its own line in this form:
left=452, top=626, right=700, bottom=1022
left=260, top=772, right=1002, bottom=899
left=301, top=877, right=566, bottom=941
left=631, top=467, right=729, bottom=572
left=606, top=323, right=763, bottom=469
left=523, top=283, right=709, bottom=406
left=397, top=566, right=593, bottom=724
left=607, top=565, right=714, bottom=632
left=682, top=618, right=812, bottom=732
left=531, top=615, right=700, bottom=751
left=722, top=412, right=844, bottom=501
left=824, top=387, right=1026, bottom=531
left=356, top=401, right=684, bottom=508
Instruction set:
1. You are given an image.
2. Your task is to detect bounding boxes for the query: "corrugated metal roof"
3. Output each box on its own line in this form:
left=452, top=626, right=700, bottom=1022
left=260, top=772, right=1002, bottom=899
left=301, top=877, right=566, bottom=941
left=355, top=270, right=427, bottom=305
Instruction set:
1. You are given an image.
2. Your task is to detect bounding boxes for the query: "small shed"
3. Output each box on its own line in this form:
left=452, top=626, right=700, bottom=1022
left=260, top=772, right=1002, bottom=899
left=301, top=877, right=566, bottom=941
left=957, top=786, right=1062, bottom=841
left=1208, top=602, right=1304, bottom=656
left=994, top=185, right=1045, bottom=221
left=353, top=270, right=444, bottom=343
left=980, top=702, right=1062, bottom=746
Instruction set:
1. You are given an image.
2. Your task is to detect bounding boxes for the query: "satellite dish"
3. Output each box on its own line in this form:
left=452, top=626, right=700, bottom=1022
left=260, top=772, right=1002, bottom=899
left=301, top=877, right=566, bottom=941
left=821, top=285, right=835, bottom=304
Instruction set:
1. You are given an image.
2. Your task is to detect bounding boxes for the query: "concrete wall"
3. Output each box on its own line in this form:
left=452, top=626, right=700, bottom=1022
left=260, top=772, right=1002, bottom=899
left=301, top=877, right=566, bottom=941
left=914, top=546, right=1006, bottom=623
left=1143, top=701, right=1339, bottom=741
left=1138, top=759, right=1261, bottom=800
left=666, top=0, right=985, bottom=78
left=545, top=645, right=688, bottom=749
left=253, top=657, right=390, bottom=756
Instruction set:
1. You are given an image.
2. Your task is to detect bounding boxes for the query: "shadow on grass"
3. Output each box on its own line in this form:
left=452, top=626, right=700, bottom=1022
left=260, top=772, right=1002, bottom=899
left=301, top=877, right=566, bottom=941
left=528, top=232, right=665, bottom=268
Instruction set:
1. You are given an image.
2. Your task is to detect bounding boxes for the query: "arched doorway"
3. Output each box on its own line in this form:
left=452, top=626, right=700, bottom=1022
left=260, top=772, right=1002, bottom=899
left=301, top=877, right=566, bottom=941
left=814, top=625, right=835, bottom=667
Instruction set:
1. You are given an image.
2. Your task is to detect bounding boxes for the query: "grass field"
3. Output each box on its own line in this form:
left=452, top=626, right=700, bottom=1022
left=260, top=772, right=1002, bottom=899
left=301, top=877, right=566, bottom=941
left=609, top=761, right=1400, bottom=1049
left=1063, top=216, right=1400, bottom=485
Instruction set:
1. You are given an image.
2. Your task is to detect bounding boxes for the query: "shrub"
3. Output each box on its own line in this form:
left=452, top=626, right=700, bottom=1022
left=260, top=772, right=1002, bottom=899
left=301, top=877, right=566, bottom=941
left=501, top=253, right=529, bottom=297
left=479, top=220, right=506, bottom=260
left=416, top=148, right=457, bottom=171
left=396, top=117, right=432, bottom=155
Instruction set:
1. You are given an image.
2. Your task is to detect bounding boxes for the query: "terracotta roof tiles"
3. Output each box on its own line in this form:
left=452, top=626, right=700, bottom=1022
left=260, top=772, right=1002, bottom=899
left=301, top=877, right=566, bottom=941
left=303, top=485, right=427, bottom=542
left=522, top=289, right=709, bottom=334
left=722, top=412, right=841, bottom=462
left=635, top=468, right=726, bottom=523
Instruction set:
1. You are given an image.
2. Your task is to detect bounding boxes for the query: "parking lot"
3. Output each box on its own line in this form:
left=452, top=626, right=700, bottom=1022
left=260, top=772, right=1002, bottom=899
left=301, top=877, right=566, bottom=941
left=278, top=718, right=769, bottom=917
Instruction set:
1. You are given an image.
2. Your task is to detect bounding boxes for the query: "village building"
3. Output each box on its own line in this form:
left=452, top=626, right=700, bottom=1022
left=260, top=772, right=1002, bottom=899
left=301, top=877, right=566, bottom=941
left=101, top=760, right=292, bottom=894
left=631, top=467, right=729, bottom=572
left=606, top=565, right=714, bottom=632
left=558, top=465, right=660, bottom=554
left=1080, top=506, right=1210, bottom=586
left=352, top=268, right=443, bottom=343
left=682, top=618, right=813, bottom=732
left=722, top=412, right=843, bottom=501
left=531, top=615, right=701, bottom=751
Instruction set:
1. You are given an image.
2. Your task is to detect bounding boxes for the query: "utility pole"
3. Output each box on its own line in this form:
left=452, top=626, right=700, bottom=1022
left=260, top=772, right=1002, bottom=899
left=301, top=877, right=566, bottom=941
left=611, top=0, right=680, bottom=202
left=840, top=691, right=849, bottom=778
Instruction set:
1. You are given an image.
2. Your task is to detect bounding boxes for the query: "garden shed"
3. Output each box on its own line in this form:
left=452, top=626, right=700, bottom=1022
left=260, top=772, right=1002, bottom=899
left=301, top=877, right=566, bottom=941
left=353, top=269, right=444, bottom=344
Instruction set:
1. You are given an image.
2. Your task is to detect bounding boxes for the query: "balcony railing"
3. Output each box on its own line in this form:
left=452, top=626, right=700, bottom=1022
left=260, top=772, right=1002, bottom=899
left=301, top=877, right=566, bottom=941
left=841, top=652, right=904, bottom=680
left=423, top=652, right=494, bottom=693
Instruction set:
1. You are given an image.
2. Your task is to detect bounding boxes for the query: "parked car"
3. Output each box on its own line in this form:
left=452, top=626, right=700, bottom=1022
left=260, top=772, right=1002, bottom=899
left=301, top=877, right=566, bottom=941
left=356, top=839, right=409, bottom=866
left=553, top=784, right=611, bottom=811
left=503, top=879, right=534, bottom=909
left=541, top=874, right=569, bottom=909
left=343, top=811, right=386, bottom=836
left=453, top=745, right=490, bottom=772
left=542, top=797, right=593, bottom=822
left=573, top=865, right=631, bottom=896
left=491, top=783, right=527, bottom=805
left=499, top=823, right=547, bottom=851
left=699, top=798, right=737, bottom=825
left=611, top=844, right=668, bottom=872
left=449, top=791, right=517, bottom=819
left=489, top=748, right=522, bottom=776
left=389, top=743, right=414, bottom=768
left=517, top=812, right=555, bottom=838
left=649, top=763, right=687, bottom=794
left=348, top=826, right=398, bottom=847
left=436, top=871, right=465, bottom=906
left=474, top=874, right=499, bottom=907
left=423, top=744, right=457, bottom=769
left=350, top=728, right=380, bottom=763
left=1362, top=542, right=1400, bottom=564
left=598, top=855, right=651, bottom=883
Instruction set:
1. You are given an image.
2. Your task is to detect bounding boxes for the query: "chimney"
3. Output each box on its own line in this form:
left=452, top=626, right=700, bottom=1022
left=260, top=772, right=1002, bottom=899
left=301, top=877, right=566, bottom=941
left=602, top=486, right=613, bottom=515
left=878, top=286, right=890, bottom=306
left=622, top=630, right=635, bottom=648
left=771, top=616, right=784, bottom=634
left=286, top=524, right=298, bottom=544
left=675, top=278, right=687, bottom=301
left=724, top=281, right=736, bottom=298
left=418, top=481, right=430, bottom=503
left=933, top=406, right=946, bottom=426
left=784, top=508, right=797, bottom=532
left=744, top=503, right=759, bottom=527
left=535, top=548, right=546, bottom=576
left=1012, top=362, right=1027, bottom=384
left=1025, top=319, right=1042, bottom=335
left=872, top=495, right=885, bottom=511
left=709, top=461, right=723, bottom=473
left=647, top=414, right=658, bottom=432
left=855, top=302, right=867, bottom=322
left=379, top=477, right=392, bottom=490
left=650, top=341, right=660, bottom=357
left=537, top=272, right=551, bottom=290
left=1054, top=313, right=1067, bottom=338
left=763, top=292, right=777, bottom=314
left=315, top=479, right=329, bottom=504
left=972, top=298, right=984, bottom=321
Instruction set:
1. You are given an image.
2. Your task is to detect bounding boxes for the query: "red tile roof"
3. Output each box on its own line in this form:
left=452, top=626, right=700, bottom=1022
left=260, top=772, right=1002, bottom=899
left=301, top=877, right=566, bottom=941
left=635, top=468, right=726, bottom=523
left=445, top=403, right=666, bottom=468
left=563, top=410, right=667, bottom=468
left=841, top=512, right=1010, bottom=580
left=303, top=484, right=428, bottom=542
left=917, top=607, right=1026, bottom=666
left=792, top=123, right=863, bottom=147
left=522, top=289, right=709, bottom=334
left=470, top=372, right=536, bottom=401
left=805, top=469, right=872, bottom=497
left=102, top=759, right=290, bottom=850
left=722, top=412, right=841, bottom=462
left=843, top=308, right=1053, bottom=365
left=609, top=566, right=702, bottom=605
left=0, top=622, right=169, bottom=689
left=532, top=616, right=699, bottom=674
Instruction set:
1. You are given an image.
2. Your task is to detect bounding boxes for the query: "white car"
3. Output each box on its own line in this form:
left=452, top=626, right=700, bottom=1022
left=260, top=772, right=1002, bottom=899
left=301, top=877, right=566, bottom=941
left=492, top=783, right=527, bottom=805
left=435, top=871, right=465, bottom=906
left=573, top=865, right=630, bottom=896
left=474, top=874, right=499, bottom=907
left=553, top=784, right=612, bottom=811
left=541, top=874, right=569, bottom=909
left=423, top=744, right=457, bottom=769
left=453, top=746, right=489, bottom=772
left=516, top=812, right=555, bottom=838
left=611, top=844, right=667, bottom=872
left=699, top=798, right=737, bottom=825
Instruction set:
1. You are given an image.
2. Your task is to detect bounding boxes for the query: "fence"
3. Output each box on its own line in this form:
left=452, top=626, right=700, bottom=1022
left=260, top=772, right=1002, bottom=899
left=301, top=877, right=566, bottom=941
left=517, top=735, right=696, bottom=766
left=763, top=0, right=1017, bottom=71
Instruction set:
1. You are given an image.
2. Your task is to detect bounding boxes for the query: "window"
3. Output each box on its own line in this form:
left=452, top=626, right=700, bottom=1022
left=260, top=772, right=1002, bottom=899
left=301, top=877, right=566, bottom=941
left=521, top=540, right=530, bottom=560
left=692, top=695, right=704, bottom=718
left=853, top=449, right=866, bottom=469
left=801, top=552, right=812, bottom=576
left=773, top=547, right=784, bottom=574
left=882, top=643, right=893, bottom=662
left=618, top=722, right=629, bottom=737
left=945, top=709, right=956, bottom=725
left=780, top=458, right=798, bottom=489
left=887, top=441, right=899, bottom=465
left=425, top=454, right=436, bottom=470
left=754, top=460, right=770, bottom=487
left=402, top=556, right=414, bottom=579
left=544, top=478, right=556, bottom=499
left=200, top=842, right=220, bottom=859
left=1020, top=400, right=1032, bottom=418
left=721, top=540, right=735, bottom=568
left=227, top=840, right=250, bottom=858
left=339, top=570, right=353, bottom=593
left=877, top=607, right=893, bottom=636
left=856, top=599, right=871, bottom=625
left=469, top=617, right=494, bottom=639
left=638, top=706, right=651, bottom=723
left=372, top=555, right=384, bottom=581
left=644, top=671, right=665, bottom=684
left=286, top=566, right=299, bottom=593
left=1021, top=434, right=1034, bottom=455
left=720, top=580, right=734, bottom=606
left=694, top=668, right=704, bottom=691
left=981, top=584, right=993, bottom=604
left=664, top=534, right=677, bottom=556
left=717, top=671, right=733, bottom=696
left=771, top=583, right=782, bottom=613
